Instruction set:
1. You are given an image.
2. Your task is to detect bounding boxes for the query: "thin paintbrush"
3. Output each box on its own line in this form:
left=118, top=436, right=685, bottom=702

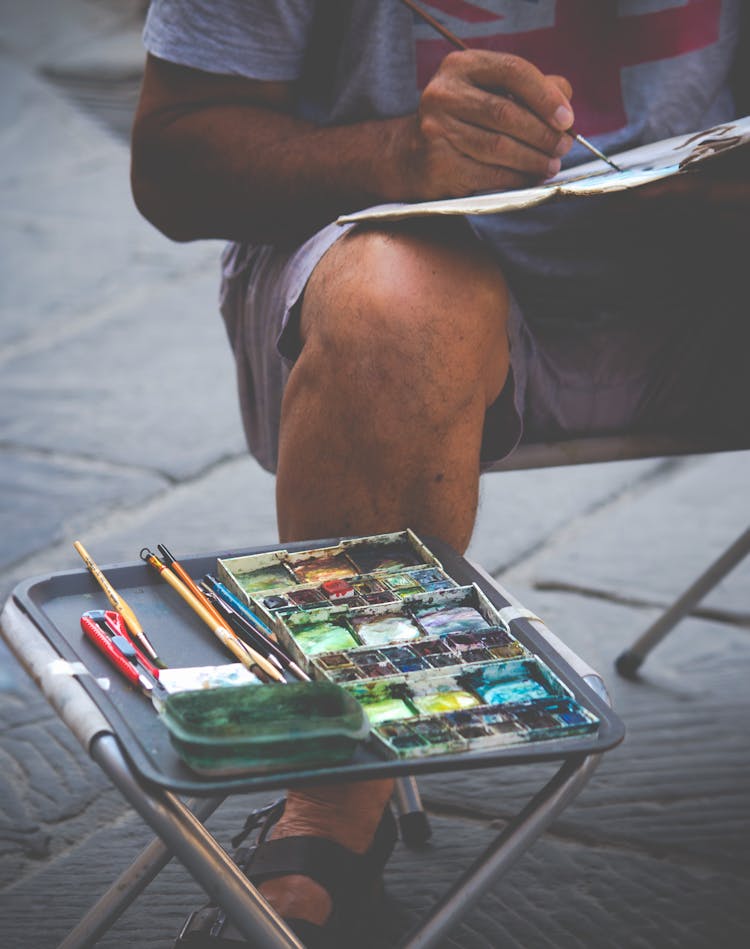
left=399, top=0, right=622, bottom=172
left=200, top=582, right=311, bottom=682
left=141, top=549, right=286, bottom=683
left=73, top=541, right=165, bottom=667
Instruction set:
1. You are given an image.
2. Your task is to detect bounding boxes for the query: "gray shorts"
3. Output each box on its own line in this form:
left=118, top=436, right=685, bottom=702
left=220, top=220, right=749, bottom=475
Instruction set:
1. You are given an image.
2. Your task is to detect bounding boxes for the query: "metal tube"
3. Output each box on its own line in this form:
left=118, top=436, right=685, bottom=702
left=90, top=735, right=303, bottom=949
left=616, top=525, right=750, bottom=677
left=402, top=753, right=601, bottom=949
left=394, top=775, right=424, bottom=816
left=58, top=796, right=224, bottom=949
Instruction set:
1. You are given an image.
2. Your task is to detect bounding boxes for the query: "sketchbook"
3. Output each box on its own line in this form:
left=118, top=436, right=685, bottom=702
left=338, top=116, right=750, bottom=226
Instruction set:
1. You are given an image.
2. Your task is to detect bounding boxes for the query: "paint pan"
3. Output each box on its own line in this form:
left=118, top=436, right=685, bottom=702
left=350, top=612, right=422, bottom=646
left=377, top=721, right=430, bottom=752
left=218, top=551, right=297, bottom=598
left=406, top=567, right=455, bottom=591
left=289, top=617, right=359, bottom=656
left=463, top=659, right=566, bottom=707
left=262, top=594, right=293, bottom=612
left=314, top=651, right=354, bottom=672
left=415, top=604, right=491, bottom=637
left=374, top=716, right=468, bottom=757
left=326, top=665, right=366, bottom=682
left=345, top=539, right=423, bottom=574
left=412, top=687, right=482, bottom=715
left=381, top=572, right=424, bottom=597
left=345, top=680, right=417, bottom=725
left=233, top=564, right=295, bottom=595
left=474, top=707, right=526, bottom=738
left=411, top=638, right=458, bottom=668
left=410, top=716, right=464, bottom=748
left=312, top=652, right=365, bottom=683
left=510, top=699, right=598, bottom=738
left=378, top=645, right=430, bottom=673
left=353, top=576, right=388, bottom=597
left=360, top=590, right=397, bottom=605
left=321, top=578, right=356, bottom=600
left=351, top=577, right=398, bottom=604
left=481, top=628, right=526, bottom=660
left=289, top=551, right=357, bottom=584
left=356, top=660, right=399, bottom=678
left=288, top=587, right=328, bottom=609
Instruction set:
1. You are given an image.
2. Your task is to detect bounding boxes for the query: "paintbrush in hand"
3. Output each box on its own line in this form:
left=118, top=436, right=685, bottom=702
left=400, top=0, right=622, bottom=172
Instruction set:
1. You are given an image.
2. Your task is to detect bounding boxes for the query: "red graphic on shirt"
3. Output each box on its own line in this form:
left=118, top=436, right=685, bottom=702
left=415, top=0, right=722, bottom=135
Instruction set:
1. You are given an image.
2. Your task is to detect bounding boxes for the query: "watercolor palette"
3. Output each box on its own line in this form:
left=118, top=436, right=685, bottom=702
left=218, top=531, right=601, bottom=760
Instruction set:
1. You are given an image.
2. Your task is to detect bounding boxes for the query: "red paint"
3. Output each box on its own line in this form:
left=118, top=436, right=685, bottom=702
left=322, top=579, right=355, bottom=598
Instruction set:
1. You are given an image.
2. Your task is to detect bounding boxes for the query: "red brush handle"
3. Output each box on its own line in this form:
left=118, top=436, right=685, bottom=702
left=81, top=614, right=143, bottom=689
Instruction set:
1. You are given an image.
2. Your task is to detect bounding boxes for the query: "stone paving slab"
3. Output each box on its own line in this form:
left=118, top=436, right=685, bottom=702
left=0, top=269, right=245, bottom=481
left=467, top=457, right=664, bottom=573
left=505, top=451, right=750, bottom=618
left=0, top=0, right=142, bottom=70
left=375, top=814, right=750, bottom=949
left=4, top=799, right=747, bottom=948
left=0, top=50, right=217, bottom=349
left=0, top=683, right=126, bottom=889
left=0, top=448, right=167, bottom=572
left=0, top=453, right=275, bottom=602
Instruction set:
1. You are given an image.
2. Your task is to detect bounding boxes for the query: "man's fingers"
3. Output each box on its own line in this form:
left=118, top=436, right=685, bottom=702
left=441, top=112, right=560, bottom=178
left=437, top=83, right=569, bottom=157
left=548, top=74, right=573, bottom=102
left=449, top=50, right=575, bottom=131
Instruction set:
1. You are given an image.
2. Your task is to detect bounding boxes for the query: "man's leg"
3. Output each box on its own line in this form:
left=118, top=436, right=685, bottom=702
left=261, top=221, right=512, bottom=925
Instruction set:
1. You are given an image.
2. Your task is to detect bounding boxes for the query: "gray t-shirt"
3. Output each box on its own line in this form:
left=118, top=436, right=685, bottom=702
left=144, top=0, right=743, bottom=319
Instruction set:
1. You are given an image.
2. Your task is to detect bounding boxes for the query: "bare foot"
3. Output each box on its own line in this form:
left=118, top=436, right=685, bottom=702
left=258, top=778, right=395, bottom=926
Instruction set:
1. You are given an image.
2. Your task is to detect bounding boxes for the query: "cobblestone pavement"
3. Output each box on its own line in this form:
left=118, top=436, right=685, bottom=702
left=1, top=2, right=748, bottom=946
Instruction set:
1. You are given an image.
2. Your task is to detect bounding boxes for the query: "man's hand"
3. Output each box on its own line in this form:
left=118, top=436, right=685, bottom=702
left=390, top=50, right=575, bottom=201
left=132, top=52, right=575, bottom=244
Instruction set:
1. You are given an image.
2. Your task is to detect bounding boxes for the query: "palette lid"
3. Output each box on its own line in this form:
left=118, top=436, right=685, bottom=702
left=159, top=681, right=370, bottom=749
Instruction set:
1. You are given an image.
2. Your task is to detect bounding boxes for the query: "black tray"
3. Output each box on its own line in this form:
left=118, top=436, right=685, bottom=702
left=9, top=537, right=625, bottom=795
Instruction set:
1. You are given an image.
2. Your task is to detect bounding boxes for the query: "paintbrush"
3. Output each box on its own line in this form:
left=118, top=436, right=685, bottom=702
left=73, top=541, right=165, bottom=667
left=400, top=0, right=622, bottom=172
left=200, top=582, right=311, bottom=682
left=141, top=548, right=286, bottom=683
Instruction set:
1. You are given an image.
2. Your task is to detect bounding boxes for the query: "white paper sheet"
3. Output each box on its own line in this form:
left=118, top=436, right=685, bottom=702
left=338, top=116, right=750, bottom=226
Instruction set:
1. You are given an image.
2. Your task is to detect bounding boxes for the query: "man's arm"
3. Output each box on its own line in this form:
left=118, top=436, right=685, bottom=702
left=131, top=52, right=574, bottom=246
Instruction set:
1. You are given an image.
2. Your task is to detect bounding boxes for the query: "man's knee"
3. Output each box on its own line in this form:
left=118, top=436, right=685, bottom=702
left=298, top=222, right=510, bottom=408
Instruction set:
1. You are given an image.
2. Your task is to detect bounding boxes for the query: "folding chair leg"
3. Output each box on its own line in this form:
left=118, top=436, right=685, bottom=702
left=394, top=776, right=432, bottom=845
left=616, top=525, right=750, bottom=678
left=58, top=796, right=224, bottom=949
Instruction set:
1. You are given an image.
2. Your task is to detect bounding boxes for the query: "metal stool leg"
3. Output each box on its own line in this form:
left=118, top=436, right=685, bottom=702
left=616, top=525, right=750, bottom=678
left=402, top=753, right=601, bottom=949
left=90, top=735, right=304, bottom=948
left=59, top=796, right=224, bottom=949
left=394, top=776, right=432, bottom=845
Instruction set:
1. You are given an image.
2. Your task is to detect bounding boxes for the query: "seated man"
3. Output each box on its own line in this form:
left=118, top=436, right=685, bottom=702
left=131, top=1, right=749, bottom=943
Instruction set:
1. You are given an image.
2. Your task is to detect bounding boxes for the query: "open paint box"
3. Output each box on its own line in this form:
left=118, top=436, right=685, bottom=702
left=218, top=531, right=602, bottom=761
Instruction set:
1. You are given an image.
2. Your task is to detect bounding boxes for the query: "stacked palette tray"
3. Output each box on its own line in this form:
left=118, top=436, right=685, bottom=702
left=218, top=531, right=599, bottom=759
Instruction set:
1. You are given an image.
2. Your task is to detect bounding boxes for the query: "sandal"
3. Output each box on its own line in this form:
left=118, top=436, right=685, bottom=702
left=174, top=797, right=398, bottom=948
